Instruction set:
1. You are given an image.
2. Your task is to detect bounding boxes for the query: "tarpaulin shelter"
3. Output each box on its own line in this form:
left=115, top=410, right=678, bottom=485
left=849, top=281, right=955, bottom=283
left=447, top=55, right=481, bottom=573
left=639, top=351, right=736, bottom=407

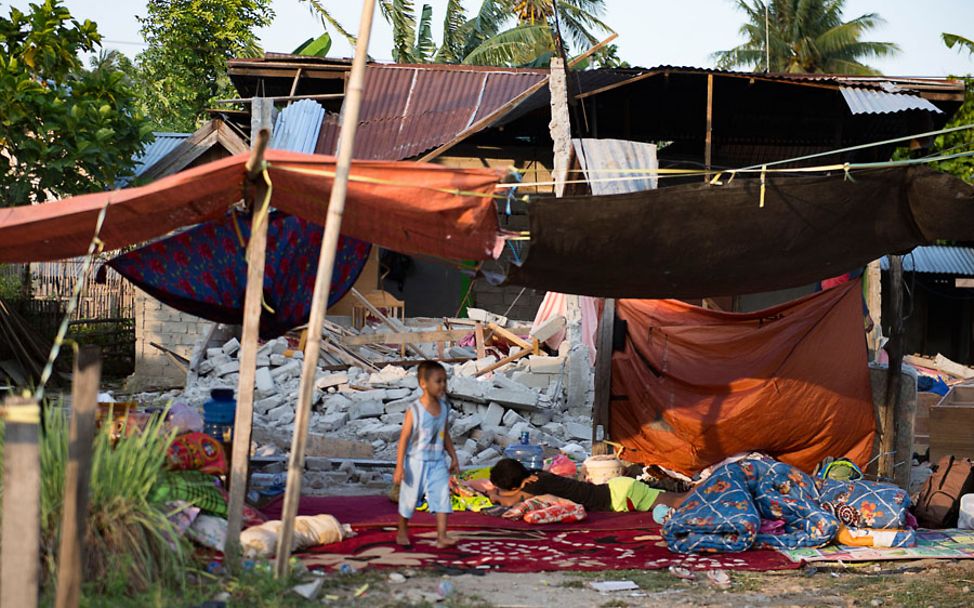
left=610, top=281, right=875, bottom=475
left=507, top=166, right=974, bottom=298
left=0, top=149, right=504, bottom=264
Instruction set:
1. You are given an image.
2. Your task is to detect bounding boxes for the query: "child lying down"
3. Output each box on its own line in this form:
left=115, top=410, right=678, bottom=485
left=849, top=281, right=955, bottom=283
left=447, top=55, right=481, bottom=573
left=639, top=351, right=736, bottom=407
left=487, top=458, right=687, bottom=513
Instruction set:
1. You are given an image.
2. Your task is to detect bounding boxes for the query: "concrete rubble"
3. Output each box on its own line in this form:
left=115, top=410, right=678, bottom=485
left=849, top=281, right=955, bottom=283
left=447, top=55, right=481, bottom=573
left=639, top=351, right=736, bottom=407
left=148, top=314, right=595, bottom=494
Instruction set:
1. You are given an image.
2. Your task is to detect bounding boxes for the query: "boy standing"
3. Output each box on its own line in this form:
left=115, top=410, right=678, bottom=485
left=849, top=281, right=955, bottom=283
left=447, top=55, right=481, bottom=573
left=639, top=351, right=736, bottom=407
left=394, top=361, right=460, bottom=548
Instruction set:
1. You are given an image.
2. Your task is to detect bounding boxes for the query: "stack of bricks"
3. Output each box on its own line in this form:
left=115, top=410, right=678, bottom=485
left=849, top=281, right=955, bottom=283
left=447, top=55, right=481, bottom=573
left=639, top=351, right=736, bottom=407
left=132, top=288, right=210, bottom=387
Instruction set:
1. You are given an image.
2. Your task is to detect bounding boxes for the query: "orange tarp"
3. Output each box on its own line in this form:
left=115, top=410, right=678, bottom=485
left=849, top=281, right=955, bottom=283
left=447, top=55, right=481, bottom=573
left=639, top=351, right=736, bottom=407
left=610, top=280, right=875, bottom=475
left=0, top=150, right=503, bottom=263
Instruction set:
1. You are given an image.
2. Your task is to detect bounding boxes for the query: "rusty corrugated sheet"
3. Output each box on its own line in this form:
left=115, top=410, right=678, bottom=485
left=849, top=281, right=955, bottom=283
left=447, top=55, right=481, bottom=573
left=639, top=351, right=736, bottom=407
left=318, top=64, right=547, bottom=160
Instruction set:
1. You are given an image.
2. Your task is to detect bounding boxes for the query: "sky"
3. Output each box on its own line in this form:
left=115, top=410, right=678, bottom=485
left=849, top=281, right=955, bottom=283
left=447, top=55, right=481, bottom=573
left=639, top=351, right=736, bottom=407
left=6, top=0, right=974, bottom=76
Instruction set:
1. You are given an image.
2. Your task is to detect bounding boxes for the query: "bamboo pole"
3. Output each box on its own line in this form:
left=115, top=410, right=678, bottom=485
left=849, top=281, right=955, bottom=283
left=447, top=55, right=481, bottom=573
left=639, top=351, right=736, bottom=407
left=223, top=100, right=273, bottom=569
left=880, top=255, right=905, bottom=482
left=704, top=73, right=714, bottom=182
left=274, top=0, right=377, bottom=578
left=55, top=346, right=101, bottom=608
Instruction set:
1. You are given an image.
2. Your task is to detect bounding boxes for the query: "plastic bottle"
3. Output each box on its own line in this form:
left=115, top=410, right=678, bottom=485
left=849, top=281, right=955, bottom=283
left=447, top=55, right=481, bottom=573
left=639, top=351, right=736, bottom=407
left=504, top=431, right=544, bottom=469
left=202, top=388, right=236, bottom=443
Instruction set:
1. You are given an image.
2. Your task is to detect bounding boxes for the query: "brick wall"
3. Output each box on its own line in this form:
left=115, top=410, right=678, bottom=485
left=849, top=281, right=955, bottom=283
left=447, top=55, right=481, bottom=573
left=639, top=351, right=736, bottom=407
left=131, top=288, right=210, bottom=388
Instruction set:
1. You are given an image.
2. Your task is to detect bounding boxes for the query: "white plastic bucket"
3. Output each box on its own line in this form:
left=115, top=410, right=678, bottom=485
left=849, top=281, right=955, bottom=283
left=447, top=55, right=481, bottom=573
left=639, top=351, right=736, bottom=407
left=959, top=494, right=974, bottom=529
left=582, top=455, right=623, bottom=485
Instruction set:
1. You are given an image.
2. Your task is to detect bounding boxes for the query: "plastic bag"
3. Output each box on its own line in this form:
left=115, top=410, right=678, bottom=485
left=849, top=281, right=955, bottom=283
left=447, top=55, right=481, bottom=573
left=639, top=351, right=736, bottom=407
left=547, top=454, right=577, bottom=478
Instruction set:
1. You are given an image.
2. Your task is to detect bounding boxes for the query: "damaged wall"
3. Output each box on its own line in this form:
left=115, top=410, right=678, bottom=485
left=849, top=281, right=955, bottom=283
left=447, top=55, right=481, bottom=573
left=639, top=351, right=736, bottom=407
left=132, top=288, right=209, bottom=388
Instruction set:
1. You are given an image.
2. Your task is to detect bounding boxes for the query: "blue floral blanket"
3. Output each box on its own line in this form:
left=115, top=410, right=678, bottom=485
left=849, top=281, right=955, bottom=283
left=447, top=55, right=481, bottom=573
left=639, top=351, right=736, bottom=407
left=663, top=457, right=911, bottom=554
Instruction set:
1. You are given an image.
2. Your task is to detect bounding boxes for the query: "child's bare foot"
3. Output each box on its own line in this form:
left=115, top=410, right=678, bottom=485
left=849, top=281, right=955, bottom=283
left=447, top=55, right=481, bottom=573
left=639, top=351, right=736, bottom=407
left=396, top=533, right=411, bottom=547
left=435, top=535, right=457, bottom=548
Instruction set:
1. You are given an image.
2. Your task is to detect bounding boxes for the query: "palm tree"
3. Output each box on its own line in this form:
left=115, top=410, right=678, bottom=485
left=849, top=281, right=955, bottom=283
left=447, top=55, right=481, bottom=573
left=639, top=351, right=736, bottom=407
left=301, top=0, right=614, bottom=67
left=714, top=0, right=899, bottom=75
left=944, top=33, right=974, bottom=57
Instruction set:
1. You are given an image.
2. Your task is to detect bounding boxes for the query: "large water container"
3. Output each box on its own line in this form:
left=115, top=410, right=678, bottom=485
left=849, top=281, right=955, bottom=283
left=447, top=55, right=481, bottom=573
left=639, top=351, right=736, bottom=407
left=203, top=388, right=236, bottom=443
left=504, top=431, right=544, bottom=470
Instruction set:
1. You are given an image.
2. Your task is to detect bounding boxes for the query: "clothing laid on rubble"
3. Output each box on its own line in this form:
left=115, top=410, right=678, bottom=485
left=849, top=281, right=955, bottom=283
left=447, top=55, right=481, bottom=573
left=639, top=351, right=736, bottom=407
left=662, top=456, right=911, bottom=554
left=398, top=400, right=452, bottom=519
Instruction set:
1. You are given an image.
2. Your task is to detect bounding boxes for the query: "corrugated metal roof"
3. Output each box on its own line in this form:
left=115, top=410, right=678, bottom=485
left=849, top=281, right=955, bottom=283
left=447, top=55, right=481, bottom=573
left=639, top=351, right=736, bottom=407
left=133, top=132, right=190, bottom=177
left=318, top=64, right=548, bottom=160
left=270, top=99, right=325, bottom=153
left=572, top=138, right=658, bottom=195
left=840, top=87, right=943, bottom=115
left=881, top=246, right=974, bottom=275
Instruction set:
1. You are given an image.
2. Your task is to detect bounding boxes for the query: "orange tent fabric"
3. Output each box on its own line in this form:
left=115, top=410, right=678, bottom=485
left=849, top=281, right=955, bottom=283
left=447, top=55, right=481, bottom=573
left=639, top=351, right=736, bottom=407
left=0, top=150, right=503, bottom=263
left=610, top=280, right=875, bottom=476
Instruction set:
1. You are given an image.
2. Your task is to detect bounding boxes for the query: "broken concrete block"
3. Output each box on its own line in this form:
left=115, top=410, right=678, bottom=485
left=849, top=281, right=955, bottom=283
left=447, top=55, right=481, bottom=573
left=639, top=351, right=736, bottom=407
left=565, top=421, right=590, bottom=440
left=216, top=360, right=240, bottom=377
left=531, top=316, right=566, bottom=343
left=206, top=347, right=223, bottom=359
left=354, top=420, right=383, bottom=438
left=221, top=337, right=241, bottom=356
left=400, top=375, right=419, bottom=389
left=482, top=402, right=505, bottom=428
left=317, top=412, right=349, bottom=432
left=530, top=411, right=553, bottom=426
left=454, top=449, right=472, bottom=466
left=459, top=401, right=479, bottom=416
left=271, top=338, right=288, bottom=354
left=198, top=360, right=215, bottom=375
left=270, top=353, right=287, bottom=366
left=381, top=412, right=405, bottom=426
left=368, top=365, right=408, bottom=386
left=348, top=389, right=388, bottom=402
left=255, top=355, right=270, bottom=367
left=315, top=372, right=348, bottom=390
left=255, top=367, right=276, bottom=395
left=463, top=438, right=478, bottom=453
left=542, top=422, right=565, bottom=437
left=384, top=398, right=412, bottom=416
left=267, top=404, right=295, bottom=425
left=349, top=400, right=385, bottom=420
left=502, top=409, right=526, bottom=427
left=452, top=414, right=482, bottom=436
left=474, top=447, right=501, bottom=464
left=305, top=457, right=332, bottom=471
left=540, top=433, right=565, bottom=449
left=270, top=360, right=301, bottom=379
left=255, top=394, right=284, bottom=415
left=457, top=356, right=498, bottom=377
left=368, top=424, right=403, bottom=442
left=384, top=387, right=412, bottom=401
left=323, top=394, right=352, bottom=415
left=525, top=356, right=566, bottom=374
left=512, top=371, right=553, bottom=390
left=489, top=387, right=538, bottom=411
left=467, top=308, right=508, bottom=327
left=448, top=377, right=489, bottom=404
left=508, top=421, right=533, bottom=439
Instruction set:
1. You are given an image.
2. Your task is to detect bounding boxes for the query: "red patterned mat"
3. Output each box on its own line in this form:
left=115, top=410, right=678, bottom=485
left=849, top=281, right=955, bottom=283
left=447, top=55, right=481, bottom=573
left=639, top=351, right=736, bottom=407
left=296, top=527, right=800, bottom=573
left=261, top=494, right=656, bottom=531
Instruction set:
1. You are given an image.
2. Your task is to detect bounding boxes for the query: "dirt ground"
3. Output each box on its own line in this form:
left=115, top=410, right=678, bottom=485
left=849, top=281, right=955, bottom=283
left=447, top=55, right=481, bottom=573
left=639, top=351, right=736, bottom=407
left=316, top=560, right=974, bottom=608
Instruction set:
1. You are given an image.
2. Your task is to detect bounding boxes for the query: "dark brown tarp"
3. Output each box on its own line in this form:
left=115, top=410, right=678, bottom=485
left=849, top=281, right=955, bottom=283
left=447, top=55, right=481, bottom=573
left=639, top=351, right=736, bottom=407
left=507, top=166, right=974, bottom=298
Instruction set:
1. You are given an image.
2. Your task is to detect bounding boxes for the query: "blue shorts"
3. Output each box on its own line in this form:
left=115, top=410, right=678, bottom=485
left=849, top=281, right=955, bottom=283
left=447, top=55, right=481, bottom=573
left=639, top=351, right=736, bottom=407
left=398, top=456, right=451, bottom=518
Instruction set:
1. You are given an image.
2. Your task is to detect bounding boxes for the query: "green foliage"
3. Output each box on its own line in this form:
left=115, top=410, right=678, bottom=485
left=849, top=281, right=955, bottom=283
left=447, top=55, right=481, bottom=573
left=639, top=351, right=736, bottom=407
left=293, top=32, right=332, bottom=58
left=930, top=78, right=974, bottom=183
left=0, top=0, right=152, bottom=206
left=365, top=0, right=616, bottom=68
left=714, top=0, right=900, bottom=75
left=944, top=33, right=974, bottom=57
left=134, top=0, right=274, bottom=131
left=17, top=403, right=190, bottom=594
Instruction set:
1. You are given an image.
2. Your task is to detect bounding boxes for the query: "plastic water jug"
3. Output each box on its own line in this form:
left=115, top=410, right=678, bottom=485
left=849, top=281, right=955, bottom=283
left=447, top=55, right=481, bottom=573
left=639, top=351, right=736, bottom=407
left=203, top=388, right=236, bottom=443
left=504, top=431, right=544, bottom=470
left=960, top=494, right=974, bottom=529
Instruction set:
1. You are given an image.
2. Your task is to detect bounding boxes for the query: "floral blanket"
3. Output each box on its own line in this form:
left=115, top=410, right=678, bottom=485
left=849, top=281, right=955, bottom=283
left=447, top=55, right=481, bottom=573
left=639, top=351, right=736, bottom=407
left=663, top=457, right=909, bottom=554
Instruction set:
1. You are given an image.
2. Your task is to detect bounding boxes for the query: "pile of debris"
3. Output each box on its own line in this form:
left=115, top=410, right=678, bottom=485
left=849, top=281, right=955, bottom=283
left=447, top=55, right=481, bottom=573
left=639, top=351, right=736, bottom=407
left=167, top=309, right=596, bottom=492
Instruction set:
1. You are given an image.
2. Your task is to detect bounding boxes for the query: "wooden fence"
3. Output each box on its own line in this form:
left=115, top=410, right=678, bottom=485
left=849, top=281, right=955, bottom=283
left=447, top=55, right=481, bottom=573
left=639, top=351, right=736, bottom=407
left=23, top=259, right=134, bottom=321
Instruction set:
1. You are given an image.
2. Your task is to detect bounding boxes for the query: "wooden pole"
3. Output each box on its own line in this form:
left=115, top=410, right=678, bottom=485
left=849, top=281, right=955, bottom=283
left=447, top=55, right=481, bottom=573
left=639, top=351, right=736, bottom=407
left=704, top=73, right=714, bottom=182
left=1, top=396, right=41, bottom=608
left=224, top=99, right=273, bottom=569
left=880, top=254, right=904, bottom=482
left=866, top=259, right=883, bottom=360
left=55, top=346, right=101, bottom=608
left=592, top=299, right=615, bottom=456
left=274, top=0, right=377, bottom=578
